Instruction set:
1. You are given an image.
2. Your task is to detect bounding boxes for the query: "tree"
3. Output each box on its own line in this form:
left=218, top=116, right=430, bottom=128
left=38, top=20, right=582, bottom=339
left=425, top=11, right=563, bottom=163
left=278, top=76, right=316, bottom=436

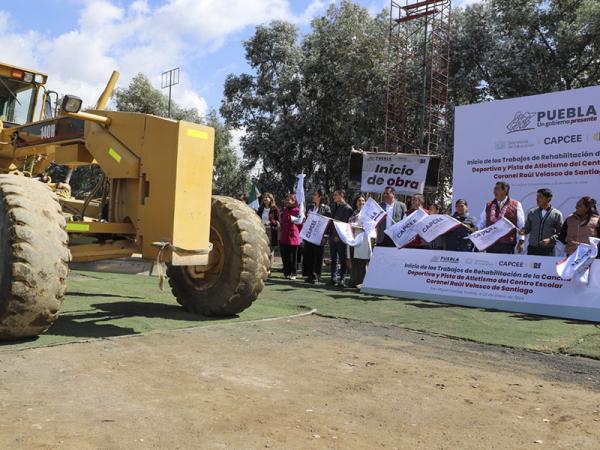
left=114, top=73, right=202, bottom=122
left=223, top=0, right=600, bottom=203
left=221, top=21, right=305, bottom=200
left=205, top=110, right=250, bottom=196
left=444, top=0, right=600, bottom=202
left=451, top=0, right=600, bottom=102
left=221, top=2, right=389, bottom=199
left=301, top=2, right=388, bottom=192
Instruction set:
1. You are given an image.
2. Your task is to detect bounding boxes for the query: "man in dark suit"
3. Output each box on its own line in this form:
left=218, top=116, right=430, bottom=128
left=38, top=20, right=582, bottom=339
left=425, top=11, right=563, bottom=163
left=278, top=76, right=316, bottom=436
left=329, top=189, right=353, bottom=286
left=302, top=189, right=332, bottom=284
left=377, top=187, right=407, bottom=247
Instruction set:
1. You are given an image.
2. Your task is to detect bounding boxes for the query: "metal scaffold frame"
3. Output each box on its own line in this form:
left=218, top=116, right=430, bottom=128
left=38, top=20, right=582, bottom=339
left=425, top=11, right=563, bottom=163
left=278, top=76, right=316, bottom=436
left=384, top=0, right=452, bottom=156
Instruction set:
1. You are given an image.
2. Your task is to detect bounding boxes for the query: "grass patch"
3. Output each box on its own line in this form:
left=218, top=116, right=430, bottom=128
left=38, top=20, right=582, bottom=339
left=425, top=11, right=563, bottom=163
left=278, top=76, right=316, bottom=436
left=263, top=274, right=600, bottom=359
left=1, top=271, right=306, bottom=351
left=3, top=269, right=600, bottom=359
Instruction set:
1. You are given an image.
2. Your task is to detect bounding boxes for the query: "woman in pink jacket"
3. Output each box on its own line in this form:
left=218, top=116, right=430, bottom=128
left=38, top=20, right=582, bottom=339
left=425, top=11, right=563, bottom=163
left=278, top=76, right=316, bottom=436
left=279, top=193, right=301, bottom=279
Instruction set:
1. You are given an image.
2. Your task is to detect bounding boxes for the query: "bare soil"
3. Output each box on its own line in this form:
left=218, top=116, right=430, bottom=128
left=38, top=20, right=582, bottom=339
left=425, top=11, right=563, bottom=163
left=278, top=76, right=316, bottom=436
left=0, top=315, right=599, bottom=449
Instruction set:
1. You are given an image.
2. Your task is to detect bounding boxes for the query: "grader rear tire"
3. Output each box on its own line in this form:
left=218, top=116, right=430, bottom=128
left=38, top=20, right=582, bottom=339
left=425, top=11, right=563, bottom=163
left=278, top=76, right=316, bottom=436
left=0, top=175, right=70, bottom=339
left=167, top=195, right=270, bottom=316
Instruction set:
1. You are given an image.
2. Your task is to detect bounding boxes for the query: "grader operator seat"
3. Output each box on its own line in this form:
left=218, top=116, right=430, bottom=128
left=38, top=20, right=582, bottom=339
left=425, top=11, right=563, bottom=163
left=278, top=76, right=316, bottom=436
left=0, top=61, right=270, bottom=340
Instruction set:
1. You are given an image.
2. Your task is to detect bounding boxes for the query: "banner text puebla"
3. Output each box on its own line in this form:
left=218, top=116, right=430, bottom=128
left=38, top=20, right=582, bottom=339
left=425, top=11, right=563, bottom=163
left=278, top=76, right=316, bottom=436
left=453, top=85, right=600, bottom=215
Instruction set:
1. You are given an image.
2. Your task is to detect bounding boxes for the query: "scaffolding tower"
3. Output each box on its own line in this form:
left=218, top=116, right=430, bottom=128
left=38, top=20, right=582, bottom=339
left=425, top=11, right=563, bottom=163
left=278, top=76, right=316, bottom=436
left=384, top=0, right=452, bottom=155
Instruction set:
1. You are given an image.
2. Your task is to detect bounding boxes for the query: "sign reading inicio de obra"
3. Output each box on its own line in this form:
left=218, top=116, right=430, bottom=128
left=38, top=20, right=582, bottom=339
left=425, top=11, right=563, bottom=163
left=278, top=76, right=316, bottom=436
left=361, top=152, right=430, bottom=194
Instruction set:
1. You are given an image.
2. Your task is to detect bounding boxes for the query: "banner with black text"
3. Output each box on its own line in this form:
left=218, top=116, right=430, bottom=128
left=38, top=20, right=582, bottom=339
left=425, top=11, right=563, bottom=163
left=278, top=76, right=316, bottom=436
left=361, top=153, right=430, bottom=195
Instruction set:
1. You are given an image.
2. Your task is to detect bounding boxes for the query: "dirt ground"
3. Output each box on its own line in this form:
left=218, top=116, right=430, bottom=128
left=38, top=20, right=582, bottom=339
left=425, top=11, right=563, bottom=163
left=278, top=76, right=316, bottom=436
left=0, top=315, right=599, bottom=449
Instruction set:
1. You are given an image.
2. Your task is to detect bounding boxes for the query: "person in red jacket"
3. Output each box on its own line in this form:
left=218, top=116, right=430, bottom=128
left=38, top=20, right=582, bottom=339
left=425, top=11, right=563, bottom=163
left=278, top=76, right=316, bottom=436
left=279, top=193, right=302, bottom=280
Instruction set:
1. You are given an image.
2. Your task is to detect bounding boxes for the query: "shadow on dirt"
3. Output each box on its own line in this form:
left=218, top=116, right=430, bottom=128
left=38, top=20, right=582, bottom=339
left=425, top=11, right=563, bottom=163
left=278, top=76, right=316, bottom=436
left=40, top=301, right=236, bottom=340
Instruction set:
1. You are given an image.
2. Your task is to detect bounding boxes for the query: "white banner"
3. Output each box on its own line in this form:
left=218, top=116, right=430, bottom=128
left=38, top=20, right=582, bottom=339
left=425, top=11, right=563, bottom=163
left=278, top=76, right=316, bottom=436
left=299, top=212, right=330, bottom=246
left=467, top=217, right=516, bottom=251
left=556, top=237, right=600, bottom=283
left=363, top=248, right=600, bottom=322
left=361, top=153, right=430, bottom=195
left=359, top=197, right=386, bottom=233
left=454, top=86, right=600, bottom=218
left=417, top=214, right=462, bottom=243
left=334, top=221, right=365, bottom=247
left=384, top=208, right=428, bottom=248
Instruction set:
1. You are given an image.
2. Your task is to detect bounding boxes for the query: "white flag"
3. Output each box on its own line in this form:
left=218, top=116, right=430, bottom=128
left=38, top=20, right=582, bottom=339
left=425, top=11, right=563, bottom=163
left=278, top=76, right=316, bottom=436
left=467, top=217, right=515, bottom=251
left=334, top=221, right=365, bottom=247
left=360, top=197, right=386, bottom=234
left=299, top=212, right=331, bottom=246
left=295, top=174, right=306, bottom=221
left=384, top=208, right=428, bottom=248
left=556, top=237, right=600, bottom=283
left=417, top=214, right=462, bottom=243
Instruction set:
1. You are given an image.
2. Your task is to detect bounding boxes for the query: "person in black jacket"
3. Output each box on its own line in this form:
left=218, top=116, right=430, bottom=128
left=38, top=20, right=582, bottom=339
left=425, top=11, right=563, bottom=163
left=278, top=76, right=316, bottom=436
left=257, top=193, right=280, bottom=274
left=302, top=190, right=332, bottom=284
left=329, top=189, right=353, bottom=286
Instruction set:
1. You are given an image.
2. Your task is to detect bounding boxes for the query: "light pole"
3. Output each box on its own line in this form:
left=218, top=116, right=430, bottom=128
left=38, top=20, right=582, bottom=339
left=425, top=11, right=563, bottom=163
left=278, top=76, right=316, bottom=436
left=161, top=67, right=180, bottom=118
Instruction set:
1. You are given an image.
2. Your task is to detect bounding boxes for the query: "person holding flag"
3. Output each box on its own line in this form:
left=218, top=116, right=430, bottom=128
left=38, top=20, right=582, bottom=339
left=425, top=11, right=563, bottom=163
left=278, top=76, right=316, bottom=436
left=302, top=189, right=331, bottom=284
left=376, top=187, right=407, bottom=247
left=279, top=193, right=302, bottom=280
left=329, top=189, right=353, bottom=286
left=444, top=199, right=477, bottom=252
left=293, top=174, right=306, bottom=274
left=558, top=197, right=600, bottom=256
left=477, top=182, right=525, bottom=254
left=347, top=194, right=376, bottom=288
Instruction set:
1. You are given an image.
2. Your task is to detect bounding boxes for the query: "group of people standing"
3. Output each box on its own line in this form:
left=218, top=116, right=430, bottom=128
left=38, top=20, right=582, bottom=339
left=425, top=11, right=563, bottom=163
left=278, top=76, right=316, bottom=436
left=257, top=189, right=376, bottom=288
left=255, top=181, right=600, bottom=288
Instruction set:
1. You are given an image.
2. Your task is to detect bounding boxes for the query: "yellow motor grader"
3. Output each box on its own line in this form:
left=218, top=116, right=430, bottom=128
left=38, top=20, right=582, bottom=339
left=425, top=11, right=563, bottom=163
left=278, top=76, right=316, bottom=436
left=0, top=62, right=269, bottom=339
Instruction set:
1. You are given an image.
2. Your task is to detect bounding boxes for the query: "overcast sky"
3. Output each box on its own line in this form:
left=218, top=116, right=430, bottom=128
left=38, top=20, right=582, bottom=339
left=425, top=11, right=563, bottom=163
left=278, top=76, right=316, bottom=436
left=1, top=0, right=479, bottom=115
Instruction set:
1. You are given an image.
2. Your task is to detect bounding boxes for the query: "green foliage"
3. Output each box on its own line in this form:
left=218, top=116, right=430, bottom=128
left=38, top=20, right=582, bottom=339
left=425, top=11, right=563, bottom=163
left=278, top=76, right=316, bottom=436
left=301, top=3, right=388, bottom=192
left=114, top=73, right=201, bottom=122
left=206, top=110, right=250, bottom=196
left=223, top=0, right=600, bottom=206
left=222, top=21, right=304, bottom=198
left=451, top=0, right=600, bottom=102
left=221, top=2, right=388, bottom=200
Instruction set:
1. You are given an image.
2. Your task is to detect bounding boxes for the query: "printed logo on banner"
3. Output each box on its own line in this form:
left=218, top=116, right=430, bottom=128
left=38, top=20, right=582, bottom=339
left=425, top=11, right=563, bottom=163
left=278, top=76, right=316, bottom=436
left=507, top=106, right=598, bottom=134
left=430, top=256, right=459, bottom=264
left=507, top=111, right=536, bottom=133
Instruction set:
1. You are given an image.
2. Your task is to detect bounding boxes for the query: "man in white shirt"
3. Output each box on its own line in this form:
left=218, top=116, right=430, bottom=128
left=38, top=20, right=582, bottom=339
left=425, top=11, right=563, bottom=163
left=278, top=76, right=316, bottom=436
left=477, top=181, right=525, bottom=254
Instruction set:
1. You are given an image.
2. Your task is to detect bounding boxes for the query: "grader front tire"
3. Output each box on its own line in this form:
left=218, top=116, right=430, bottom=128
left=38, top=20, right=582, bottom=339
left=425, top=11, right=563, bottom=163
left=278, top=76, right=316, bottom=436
left=167, top=196, right=270, bottom=316
left=0, top=175, right=70, bottom=340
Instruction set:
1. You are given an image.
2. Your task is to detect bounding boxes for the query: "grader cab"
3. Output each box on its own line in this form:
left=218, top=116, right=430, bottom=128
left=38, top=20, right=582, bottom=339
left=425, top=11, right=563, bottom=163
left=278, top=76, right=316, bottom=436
left=0, top=62, right=269, bottom=339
